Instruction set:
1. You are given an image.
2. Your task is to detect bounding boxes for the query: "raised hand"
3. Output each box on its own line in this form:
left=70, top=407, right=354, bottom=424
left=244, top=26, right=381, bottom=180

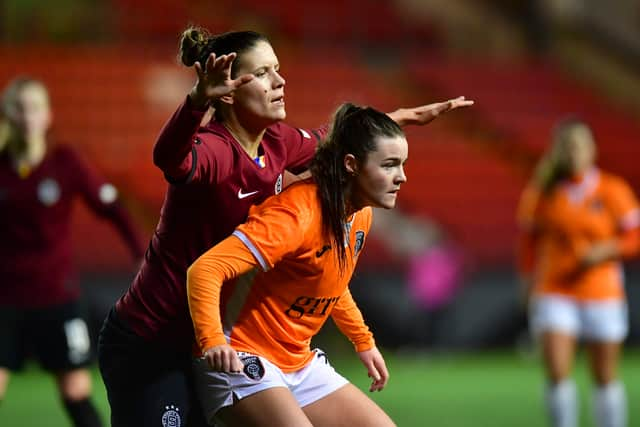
left=388, top=96, right=474, bottom=127
left=189, top=52, right=255, bottom=109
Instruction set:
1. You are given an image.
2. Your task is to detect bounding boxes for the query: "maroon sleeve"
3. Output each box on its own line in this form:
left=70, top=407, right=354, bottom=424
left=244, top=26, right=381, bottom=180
left=278, top=123, right=328, bottom=174
left=152, top=95, right=209, bottom=182
left=63, top=147, right=146, bottom=260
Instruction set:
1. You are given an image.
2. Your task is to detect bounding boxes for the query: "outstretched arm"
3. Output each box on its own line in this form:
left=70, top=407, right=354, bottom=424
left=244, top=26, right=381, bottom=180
left=387, top=96, right=474, bottom=127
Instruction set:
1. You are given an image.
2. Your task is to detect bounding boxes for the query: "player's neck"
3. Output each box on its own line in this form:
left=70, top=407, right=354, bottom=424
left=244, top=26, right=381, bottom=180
left=223, top=121, right=265, bottom=159
left=9, top=137, right=46, bottom=176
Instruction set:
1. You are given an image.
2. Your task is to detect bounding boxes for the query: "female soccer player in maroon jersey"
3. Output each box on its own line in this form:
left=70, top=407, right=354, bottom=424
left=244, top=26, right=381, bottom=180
left=98, top=26, right=472, bottom=427
left=0, top=77, right=145, bottom=427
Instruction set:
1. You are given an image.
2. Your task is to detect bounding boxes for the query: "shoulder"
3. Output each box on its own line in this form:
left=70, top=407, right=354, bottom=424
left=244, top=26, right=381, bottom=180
left=356, top=207, right=373, bottom=228
left=265, top=122, right=313, bottom=142
left=198, top=122, right=234, bottom=150
left=519, top=183, right=543, bottom=207
left=49, top=144, right=85, bottom=167
left=599, top=170, right=629, bottom=188
left=598, top=170, right=636, bottom=197
left=253, top=180, right=318, bottom=217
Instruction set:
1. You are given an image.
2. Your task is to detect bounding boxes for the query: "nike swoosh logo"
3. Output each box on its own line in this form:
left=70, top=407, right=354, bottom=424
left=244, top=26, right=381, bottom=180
left=237, top=189, right=259, bottom=199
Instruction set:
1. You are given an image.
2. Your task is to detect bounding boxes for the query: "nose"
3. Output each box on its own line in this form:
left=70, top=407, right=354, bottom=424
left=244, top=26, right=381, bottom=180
left=273, top=70, right=285, bottom=88
left=395, top=166, right=407, bottom=184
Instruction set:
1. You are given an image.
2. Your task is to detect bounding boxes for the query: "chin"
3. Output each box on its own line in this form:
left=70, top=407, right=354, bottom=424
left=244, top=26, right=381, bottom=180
left=376, top=200, right=396, bottom=209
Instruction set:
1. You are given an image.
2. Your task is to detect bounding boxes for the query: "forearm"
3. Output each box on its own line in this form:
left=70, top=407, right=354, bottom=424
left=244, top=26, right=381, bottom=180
left=152, top=95, right=208, bottom=177
left=331, top=290, right=375, bottom=352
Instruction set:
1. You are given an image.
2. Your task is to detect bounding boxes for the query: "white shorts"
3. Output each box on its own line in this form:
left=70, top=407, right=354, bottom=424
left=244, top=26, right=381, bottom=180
left=192, top=348, right=349, bottom=424
left=529, top=294, right=628, bottom=342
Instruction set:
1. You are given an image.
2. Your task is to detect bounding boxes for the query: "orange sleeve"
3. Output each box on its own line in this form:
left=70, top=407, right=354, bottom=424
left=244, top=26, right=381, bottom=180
left=331, top=288, right=375, bottom=352
left=187, top=235, right=257, bottom=353
left=516, top=186, right=541, bottom=275
left=608, top=176, right=640, bottom=258
left=618, top=228, right=640, bottom=259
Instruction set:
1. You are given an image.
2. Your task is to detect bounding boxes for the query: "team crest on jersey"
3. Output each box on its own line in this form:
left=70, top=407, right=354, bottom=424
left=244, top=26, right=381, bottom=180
left=275, top=173, right=283, bottom=194
left=240, top=355, right=265, bottom=381
left=161, top=405, right=181, bottom=427
left=353, top=231, right=365, bottom=258
left=37, top=178, right=61, bottom=206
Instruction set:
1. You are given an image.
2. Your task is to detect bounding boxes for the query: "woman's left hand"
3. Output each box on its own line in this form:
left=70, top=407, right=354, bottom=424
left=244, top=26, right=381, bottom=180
left=580, top=240, right=620, bottom=269
left=357, top=347, right=389, bottom=392
left=388, top=96, right=474, bottom=127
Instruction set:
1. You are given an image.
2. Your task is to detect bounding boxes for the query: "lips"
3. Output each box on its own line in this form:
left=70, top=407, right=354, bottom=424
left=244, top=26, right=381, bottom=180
left=270, top=94, right=285, bottom=104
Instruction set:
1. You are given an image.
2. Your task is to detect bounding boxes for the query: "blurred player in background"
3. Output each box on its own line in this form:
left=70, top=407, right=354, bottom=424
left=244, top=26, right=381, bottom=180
left=187, top=102, right=403, bottom=426
left=517, top=118, right=640, bottom=427
left=98, top=25, right=472, bottom=427
left=0, top=77, right=145, bottom=427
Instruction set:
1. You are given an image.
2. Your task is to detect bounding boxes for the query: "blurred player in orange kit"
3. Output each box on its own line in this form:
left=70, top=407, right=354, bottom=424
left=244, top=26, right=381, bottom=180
left=187, top=103, right=407, bottom=426
left=0, top=77, right=145, bottom=427
left=517, top=118, right=640, bottom=427
left=97, top=24, right=472, bottom=427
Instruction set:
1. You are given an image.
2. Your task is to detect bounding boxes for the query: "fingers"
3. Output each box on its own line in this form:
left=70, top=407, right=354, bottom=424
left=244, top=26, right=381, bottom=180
left=207, top=52, right=236, bottom=76
left=450, top=96, right=474, bottom=108
left=232, top=74, right=255, bottom=88
left=369, top=359, right=389, bottom=392
left=194, top=61, right=204, bottom=80
left=205, top=346, right=243, bottom=373
left=363, top=356, right=389, bottom=392
left=230, top=355, right=244, bottom=373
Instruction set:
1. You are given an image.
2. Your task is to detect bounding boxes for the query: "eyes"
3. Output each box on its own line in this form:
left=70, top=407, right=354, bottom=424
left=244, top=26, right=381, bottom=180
left=381, top=159, right=407, bottom=170
left=253, top=65, right=281, bottom=78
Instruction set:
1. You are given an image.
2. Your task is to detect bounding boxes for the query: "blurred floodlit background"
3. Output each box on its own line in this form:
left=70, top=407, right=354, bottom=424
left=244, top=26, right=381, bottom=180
left=2, top=1, right=640, bottom=426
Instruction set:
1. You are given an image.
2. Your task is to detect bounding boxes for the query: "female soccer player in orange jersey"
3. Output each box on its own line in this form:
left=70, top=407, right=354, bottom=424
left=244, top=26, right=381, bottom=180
left=98, top=25, right=472, bottom=426
left=187, top=103, right=407, bottom=426
left=517, top=118, right=640, bottom=427
left=0, top=77, right=144, bottom=427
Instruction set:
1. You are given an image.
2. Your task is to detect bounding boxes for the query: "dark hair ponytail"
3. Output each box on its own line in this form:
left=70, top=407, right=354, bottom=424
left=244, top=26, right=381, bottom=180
left=310, top=102, right=404, bottom=271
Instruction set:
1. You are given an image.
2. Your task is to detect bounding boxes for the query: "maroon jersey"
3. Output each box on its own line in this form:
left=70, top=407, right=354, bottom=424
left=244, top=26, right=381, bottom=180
left=116, top=96, right=326, bottom=348
left=0, top=145, right=144, bottom=308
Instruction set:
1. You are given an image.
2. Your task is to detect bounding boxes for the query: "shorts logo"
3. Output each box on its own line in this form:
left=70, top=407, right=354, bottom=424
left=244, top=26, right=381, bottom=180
left=161, top=405, right=181, bottom=427
left=275, top=173, right=283, bottom=195
left=241, top=355, right=265, bottom=381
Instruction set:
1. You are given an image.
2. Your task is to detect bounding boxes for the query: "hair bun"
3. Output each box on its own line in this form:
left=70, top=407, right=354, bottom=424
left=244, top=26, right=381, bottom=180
left=179, top=27, right=209, bottom=66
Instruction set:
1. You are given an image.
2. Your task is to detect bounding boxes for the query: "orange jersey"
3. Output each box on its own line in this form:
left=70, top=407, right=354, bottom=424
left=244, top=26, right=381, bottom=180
left=517, top=169, right=640, bottom=301
left=188, top=180, right=374, bottom=372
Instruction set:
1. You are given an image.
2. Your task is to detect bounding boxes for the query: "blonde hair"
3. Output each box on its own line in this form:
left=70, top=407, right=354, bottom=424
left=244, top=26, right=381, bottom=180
left=533, top=117, right=593, bottom=194
left=0, top=77, right=49, bottom=152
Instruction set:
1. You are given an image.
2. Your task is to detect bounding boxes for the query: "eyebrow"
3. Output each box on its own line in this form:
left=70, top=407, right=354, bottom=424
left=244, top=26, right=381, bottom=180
left=250, top=63, right=279, bottom=74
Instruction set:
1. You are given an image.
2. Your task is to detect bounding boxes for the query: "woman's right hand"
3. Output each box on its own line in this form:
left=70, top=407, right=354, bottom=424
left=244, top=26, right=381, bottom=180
left=189, top=52, right=254, bottom=109
left=203, top=344, right=244, bottom=373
